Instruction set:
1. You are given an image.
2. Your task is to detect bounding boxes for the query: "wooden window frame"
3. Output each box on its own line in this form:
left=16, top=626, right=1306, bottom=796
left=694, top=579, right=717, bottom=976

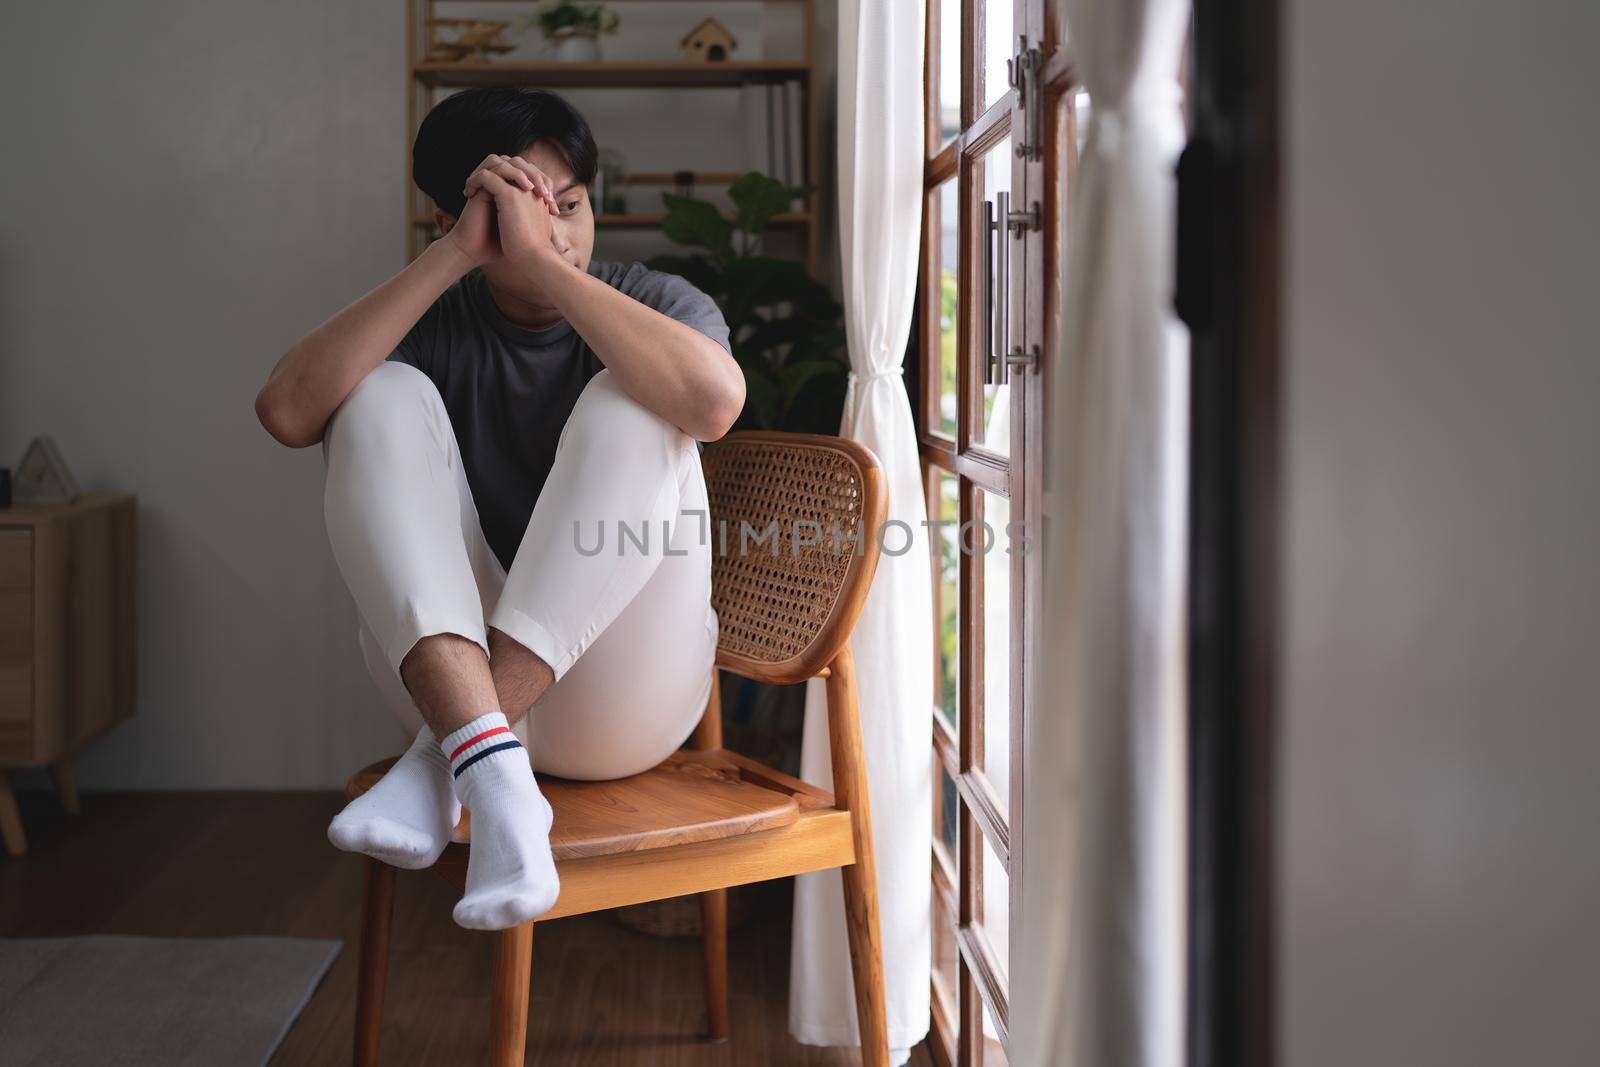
left=917, top=0, right=1069, bottom=1062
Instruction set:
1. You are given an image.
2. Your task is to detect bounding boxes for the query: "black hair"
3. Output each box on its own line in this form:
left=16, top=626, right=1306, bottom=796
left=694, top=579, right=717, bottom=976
left=412, top=87, right=598, bottom=218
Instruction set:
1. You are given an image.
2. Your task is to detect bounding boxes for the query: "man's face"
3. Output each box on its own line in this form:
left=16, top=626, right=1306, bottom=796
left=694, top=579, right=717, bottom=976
left=469, top=139, right=595, bottom=292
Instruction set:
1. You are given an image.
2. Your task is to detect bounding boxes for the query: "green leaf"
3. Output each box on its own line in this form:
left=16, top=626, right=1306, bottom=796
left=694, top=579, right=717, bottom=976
left=784, top=323, right=847, bottom=364
left=783, top=372, right=850, bottom=434
left=723, top=257, right=839, bottom=320
left=776, top=358, right=846, bottom=401
left=660, top=194, right=734, bottom=259
left=727, top=172, right=811, bottom=236
left=643, top=170, right=848, bottom=433
left=723, top=256, right=812, bottom=309
left=740, top=315, right=823, bottom=356
left=737, top=358, right=784, bottom=430
left=788, top=273, right=842, bottom=319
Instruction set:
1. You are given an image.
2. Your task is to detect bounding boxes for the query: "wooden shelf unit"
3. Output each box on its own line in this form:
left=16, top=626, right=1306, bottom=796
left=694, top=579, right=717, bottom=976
left=404, top=0, right=820, bottom=272
left=410, top=211, right=810, bottom=231
left=413, top=60, right=809, bottom=89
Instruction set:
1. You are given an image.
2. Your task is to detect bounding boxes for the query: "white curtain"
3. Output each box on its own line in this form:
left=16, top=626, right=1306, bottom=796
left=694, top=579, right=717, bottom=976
left=1011, top=0, right=1190, bottom=1063
left=788, top=0, right=931, bottom=1062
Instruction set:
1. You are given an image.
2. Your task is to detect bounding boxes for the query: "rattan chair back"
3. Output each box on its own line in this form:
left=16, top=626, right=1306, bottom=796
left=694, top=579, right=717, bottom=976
left=699, top=432, right=886, bottom=685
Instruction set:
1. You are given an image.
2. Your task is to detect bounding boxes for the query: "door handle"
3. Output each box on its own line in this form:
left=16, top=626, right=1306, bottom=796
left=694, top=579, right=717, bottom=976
left=984, top=192, right=1039, bottom=388
left=986, top=193, right=1012, bottom=385
left=981, top=197, right=996, bottom=386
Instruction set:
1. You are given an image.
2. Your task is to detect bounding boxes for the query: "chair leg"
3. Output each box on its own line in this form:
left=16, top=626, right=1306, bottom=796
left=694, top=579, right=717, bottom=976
left=490, top=922, right=534, bottom=1067
left=354, top=859, right=397, bottom=1067
left=840, top=857, right=891, bottom=1067
left=699, top=889, right=730, bottom=1042
left=825, top=645, right=891, bottom=1067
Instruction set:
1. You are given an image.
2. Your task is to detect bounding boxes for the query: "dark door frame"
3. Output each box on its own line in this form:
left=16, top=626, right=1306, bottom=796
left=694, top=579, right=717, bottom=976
left=1179, top=0, right=1280, bottom=1063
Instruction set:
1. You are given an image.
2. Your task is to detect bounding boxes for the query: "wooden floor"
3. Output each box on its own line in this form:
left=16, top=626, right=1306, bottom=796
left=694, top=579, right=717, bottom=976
left=0, top=790, right=936, bottom=1066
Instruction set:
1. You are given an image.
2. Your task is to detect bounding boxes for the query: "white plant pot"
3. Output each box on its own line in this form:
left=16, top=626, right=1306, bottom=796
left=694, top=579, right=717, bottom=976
left=548, top=30, right=600, bottom=62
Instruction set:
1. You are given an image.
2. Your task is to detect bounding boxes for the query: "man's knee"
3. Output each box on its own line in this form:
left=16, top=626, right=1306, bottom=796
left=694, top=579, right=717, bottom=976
left=338, top=361, right=436, bottom=419
left=326, top=361, right=440, bottom=457
left=561, top=369, right=684, bottom=454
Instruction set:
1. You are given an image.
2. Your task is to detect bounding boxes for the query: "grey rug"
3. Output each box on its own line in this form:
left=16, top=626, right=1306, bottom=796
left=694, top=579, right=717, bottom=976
left=0, top=935, right=341, bottom=1067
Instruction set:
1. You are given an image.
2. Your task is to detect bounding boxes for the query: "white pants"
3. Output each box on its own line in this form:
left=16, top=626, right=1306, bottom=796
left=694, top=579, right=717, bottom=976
left=321, top=361, right=718, bottom=781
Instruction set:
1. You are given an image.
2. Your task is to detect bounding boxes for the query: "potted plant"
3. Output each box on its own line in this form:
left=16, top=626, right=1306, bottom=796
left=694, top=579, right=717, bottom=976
left=527, top=2, right=619, bottom=62
left=647, top=172, right=848, bottom=434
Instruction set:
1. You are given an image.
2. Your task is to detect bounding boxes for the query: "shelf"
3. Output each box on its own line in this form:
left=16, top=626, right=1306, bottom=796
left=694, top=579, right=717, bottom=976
left=413, top=60, right=808, bottom=89
left=410, top=212, right=811, bottom=229
left=433, top=0, right=806, bottom=3
left=403, top=0, right=821, bottom=270
left=594, top=211, right=811, bottom=228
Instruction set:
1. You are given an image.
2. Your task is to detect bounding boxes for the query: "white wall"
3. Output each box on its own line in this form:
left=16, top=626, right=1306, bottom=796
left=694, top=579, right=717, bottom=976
left=0, top=0, right=409, bottom=788
left=1281, top=1, right=1600, bottom=1064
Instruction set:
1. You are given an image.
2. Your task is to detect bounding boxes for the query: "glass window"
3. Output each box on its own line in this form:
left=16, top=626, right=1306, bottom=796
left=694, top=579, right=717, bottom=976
left=982, top=0, right=1015, bottom=110
left=977, top=136, right=1013, bottom=455
left=980, top=833, right=1010, bottom=981
left=939, top=0, right=962, bottom=144
left=983, top=1028, right=1010, bottom=1065
left=934, top=900, right=960, bottom=1007
left=935, top=470, right=962, bottom=724
left=938, top=758, right=960, bottom=858
left=936, top=179, right=960, bottom=438
left=978, top=490, right=1012, bottom=815
left=919, top=3, right=1043, bottom=1063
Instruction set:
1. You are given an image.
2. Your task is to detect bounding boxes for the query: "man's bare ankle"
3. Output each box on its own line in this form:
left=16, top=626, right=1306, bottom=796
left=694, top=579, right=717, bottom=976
left=398, top=633, right=499, bottom=737
left=487, top=627, right=556, bottom=721
left=400, top=632, right=484, bottom=680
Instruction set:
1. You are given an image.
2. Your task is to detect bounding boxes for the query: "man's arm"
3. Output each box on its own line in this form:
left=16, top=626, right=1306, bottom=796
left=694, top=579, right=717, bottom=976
left=539, top=266, right=745, bottom=442
left=253, top=239, right=473, bottom=448
left=467, top=165, right=746, bottom=442
left=254, top=156, right=538, bottom=449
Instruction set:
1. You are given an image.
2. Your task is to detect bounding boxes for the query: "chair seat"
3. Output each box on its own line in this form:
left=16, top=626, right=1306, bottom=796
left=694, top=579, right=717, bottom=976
left=346, top=746, right=827, bottom=862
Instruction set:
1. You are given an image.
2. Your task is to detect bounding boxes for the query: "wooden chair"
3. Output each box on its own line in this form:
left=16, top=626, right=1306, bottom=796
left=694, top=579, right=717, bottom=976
left=344, top=431, right=892, bottom=1066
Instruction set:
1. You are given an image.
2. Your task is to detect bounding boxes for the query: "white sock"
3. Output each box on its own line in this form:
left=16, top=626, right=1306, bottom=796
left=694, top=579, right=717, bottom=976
left=328, top=725, right=461, bottom=869
left=441, top=711, right=560, bottom=930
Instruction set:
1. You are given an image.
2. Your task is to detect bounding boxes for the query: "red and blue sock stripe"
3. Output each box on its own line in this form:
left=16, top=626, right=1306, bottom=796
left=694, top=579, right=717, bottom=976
left=442, top=712, right=524, bottom=779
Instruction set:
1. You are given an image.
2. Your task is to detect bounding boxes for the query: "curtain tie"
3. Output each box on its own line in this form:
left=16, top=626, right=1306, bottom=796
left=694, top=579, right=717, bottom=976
left=849, top=368, right=903, bottom=385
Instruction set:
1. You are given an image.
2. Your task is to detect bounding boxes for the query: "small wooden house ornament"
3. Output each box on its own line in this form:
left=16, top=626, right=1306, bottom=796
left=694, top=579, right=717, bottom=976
left=680, top=17, right=737, bottom=63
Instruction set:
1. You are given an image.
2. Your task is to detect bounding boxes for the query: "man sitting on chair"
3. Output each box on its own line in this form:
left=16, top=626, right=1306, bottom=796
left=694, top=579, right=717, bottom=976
left=253, top=87, right=744, bottom=931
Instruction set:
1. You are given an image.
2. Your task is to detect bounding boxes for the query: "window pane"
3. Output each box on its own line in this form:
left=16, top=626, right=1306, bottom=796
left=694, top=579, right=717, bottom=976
left=933, top=897, right=959, bottom=1011
left=980, top=832, right=1010, bottom=983
left=978, top=490, right=1012, bottom=817
left=1074, top=89, right=1092, bottom=157
left=982, top=0, right=1014, bottom=110
left=977, top=136, right=1012, bottom=455
left=934, top=179, right=959, bottom=438
left=937, top=757, right=959, bottom=859
left=935, top=470, right=961, bottom=725
left=938, top=0, right=961, bottom=145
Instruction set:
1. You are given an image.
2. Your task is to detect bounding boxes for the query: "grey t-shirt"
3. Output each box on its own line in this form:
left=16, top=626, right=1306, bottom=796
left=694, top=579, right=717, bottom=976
left=386, top=260, right=731, bottom=572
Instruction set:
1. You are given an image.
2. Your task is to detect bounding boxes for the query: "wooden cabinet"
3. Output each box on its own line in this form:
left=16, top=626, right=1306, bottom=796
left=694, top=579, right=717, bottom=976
left=0, top=494, right=136, bottom=856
